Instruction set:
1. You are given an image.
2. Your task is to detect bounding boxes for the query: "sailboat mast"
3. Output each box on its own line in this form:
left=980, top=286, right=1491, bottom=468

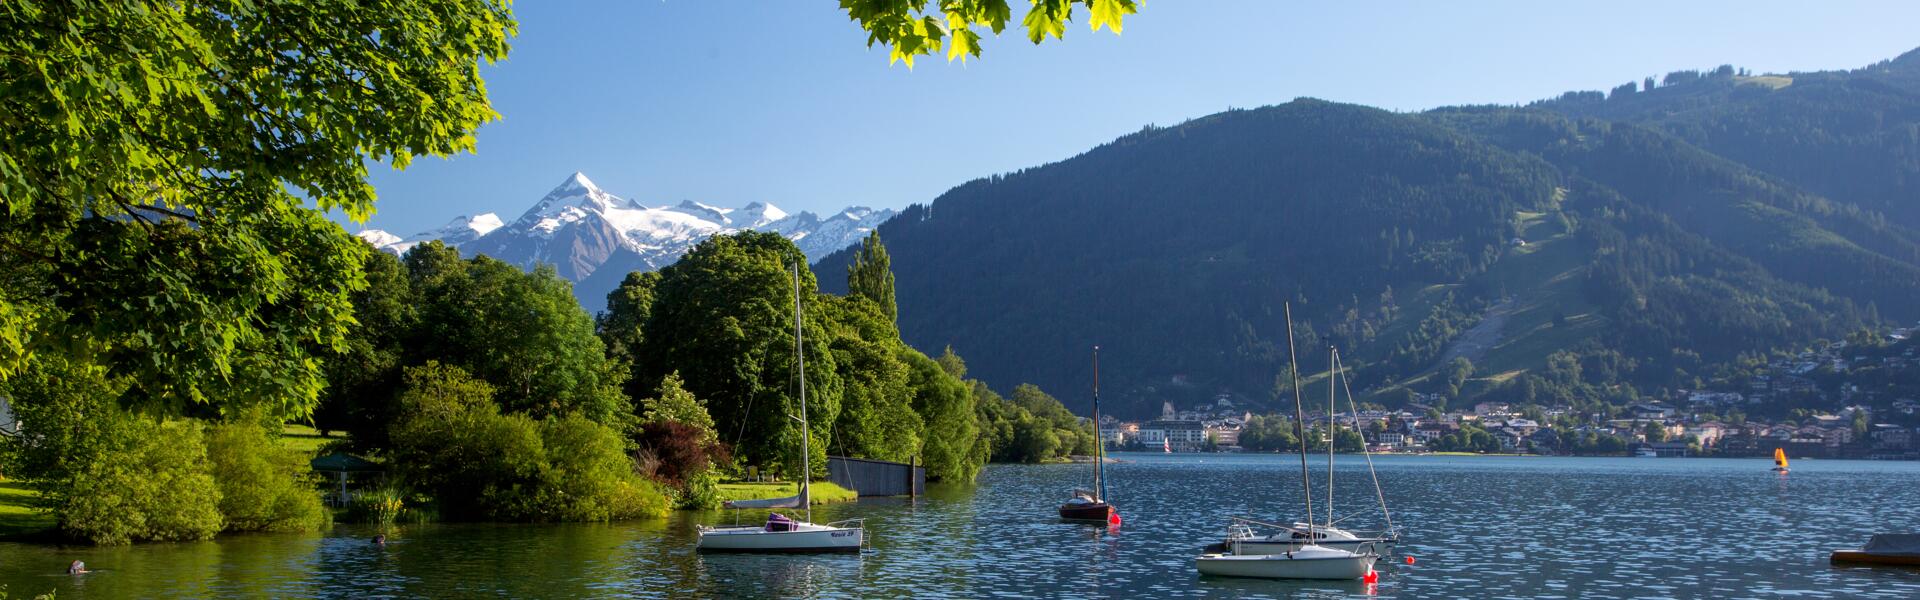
left=1283, top=303, right=1316, bottom=535
left=1093, top=345, right=1105, bottom=503
left=1335, top=349, right=1394, bottom=534
left=1327, top=346, right=1336, bottom=530
left=794, top=262, right=812, bottom=524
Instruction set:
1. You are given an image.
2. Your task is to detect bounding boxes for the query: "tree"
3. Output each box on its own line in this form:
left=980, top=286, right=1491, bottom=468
left=598, top=270, right=662, bottom=374
left=315, top=246, right=418, bottom=448
left=410, top=253, right=628, bottom=422
left=818, top=296, right=922, bottom=465
left=847, top=232, right=899, bottom=323
left=840, top=0, right=1136, bottom=66
left=902, top=347, right=980, bottom=480
left=936, top=345, right=968, bottom=379
left=640, top=371, right=717, bottom=442
left=636, top=232, right=840, bottom=475
left=1009, top=414, right=1061, bottom=463
left=1446, top=357, right=1475, bottom=394
left=1, top=0, right=514, bottom=419
left=1642, top=421, right=1669, bottom=443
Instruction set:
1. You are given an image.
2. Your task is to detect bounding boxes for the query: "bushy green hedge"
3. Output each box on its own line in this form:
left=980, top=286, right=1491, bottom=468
left=62, top=419, right=224, bottom=545
left=389, top=362, right=669, bottom=522
left=539, top=414, right=670, bottom=521
left=205, top=415, right=330, bottom=533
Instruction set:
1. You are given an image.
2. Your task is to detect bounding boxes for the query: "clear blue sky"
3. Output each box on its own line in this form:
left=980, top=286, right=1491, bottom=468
left=355, top=1, right=1920, bottom=236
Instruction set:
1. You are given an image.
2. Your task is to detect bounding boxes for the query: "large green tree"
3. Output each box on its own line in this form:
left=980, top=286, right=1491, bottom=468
left=635, top=232, right=841, bottom=476
left=817, top=295, right=921, bottom=464
left=0, top=0, right=514, bottom=418
left=408, top=244, right=627, bottom=422
left=847, top=232, right=899, bottom=323
left=313, top=245, right=417, bottom=446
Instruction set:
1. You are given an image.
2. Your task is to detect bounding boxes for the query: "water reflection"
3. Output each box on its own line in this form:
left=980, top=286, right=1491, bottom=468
left=2, top=455, right=1919, bottom=598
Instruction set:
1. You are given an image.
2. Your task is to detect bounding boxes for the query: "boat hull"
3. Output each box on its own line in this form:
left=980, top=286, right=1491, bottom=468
left=1059, top=502, right=1114, bottom=522
left=696, top=525, right=863, bottom=553
left=1832, top=550, right=1920, bottom=566
left=1195, top=551, right=1378, bottom=580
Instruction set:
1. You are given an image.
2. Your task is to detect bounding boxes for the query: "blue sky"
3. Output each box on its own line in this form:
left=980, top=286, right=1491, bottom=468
left=355, top=1, right=1920, bottom=236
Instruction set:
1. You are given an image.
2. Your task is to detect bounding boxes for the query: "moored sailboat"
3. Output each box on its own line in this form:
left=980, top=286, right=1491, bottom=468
left=1195, top=303, right=1379, bottom=580
left=1220, top=347, right=1398, bottom=557
left=1060, top=346, right=1119, bottom=524
left=696, top=262, right=865, bottom=554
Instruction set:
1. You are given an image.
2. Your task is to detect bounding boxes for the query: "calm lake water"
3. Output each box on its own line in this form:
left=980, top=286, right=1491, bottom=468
left=3, top=453, right=1918, bottom=598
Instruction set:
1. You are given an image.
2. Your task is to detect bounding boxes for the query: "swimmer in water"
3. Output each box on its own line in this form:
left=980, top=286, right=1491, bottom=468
left=67, top=560, right=87, bottom=575
left=373, top=534, right=386, bottom=546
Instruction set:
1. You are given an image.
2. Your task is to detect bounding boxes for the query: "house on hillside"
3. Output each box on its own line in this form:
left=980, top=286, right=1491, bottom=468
left=1630, top=403, right=1676, bottom=420
left=1474, top=402, right=1513, bottom=417
left=1503, top=419, right=1540, bottom=435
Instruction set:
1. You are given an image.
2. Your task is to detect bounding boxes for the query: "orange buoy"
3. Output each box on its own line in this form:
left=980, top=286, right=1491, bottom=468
left=1405, top=556, right=1416, bottom=564
left=1363, top=570, right=1379, bottom=584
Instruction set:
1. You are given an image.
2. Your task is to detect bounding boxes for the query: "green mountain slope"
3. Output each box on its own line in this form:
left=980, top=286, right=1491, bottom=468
left=1536, top=49, right=1920, bottom=229
left=817, top=51, right=1920, bottom=417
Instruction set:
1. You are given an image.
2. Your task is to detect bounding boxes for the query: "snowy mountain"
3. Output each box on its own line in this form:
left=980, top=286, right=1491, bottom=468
left=356, top=213, right=503, bottom=255
left=352, top=172, right=895, bottom=310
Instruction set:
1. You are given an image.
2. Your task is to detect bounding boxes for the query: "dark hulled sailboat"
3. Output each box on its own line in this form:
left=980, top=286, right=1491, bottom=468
left=1060, top=346, right=1118, bottom=524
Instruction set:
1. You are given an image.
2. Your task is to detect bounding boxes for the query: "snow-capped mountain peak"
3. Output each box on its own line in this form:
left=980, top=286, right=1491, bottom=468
left=356, top=212, right=502, bottom=254
left=353, top=172, right=896, bottom=310
left=518, top=172, right=629, bottom=234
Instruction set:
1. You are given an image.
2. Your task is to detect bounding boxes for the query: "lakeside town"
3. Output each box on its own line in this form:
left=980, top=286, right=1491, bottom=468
left=1100, top=324, right=1920, bottom=460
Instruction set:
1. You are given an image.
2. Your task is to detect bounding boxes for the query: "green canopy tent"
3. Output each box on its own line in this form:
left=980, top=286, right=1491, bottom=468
left=310, top=452, right=383, bottom=507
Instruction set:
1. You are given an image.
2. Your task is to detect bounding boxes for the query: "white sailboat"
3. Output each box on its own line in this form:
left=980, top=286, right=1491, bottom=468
left=1225, top=348, right=1398, bottom=557
left=696, top=263, right=865, bottom=554
left=1196, top=303, right=1378, bottom=580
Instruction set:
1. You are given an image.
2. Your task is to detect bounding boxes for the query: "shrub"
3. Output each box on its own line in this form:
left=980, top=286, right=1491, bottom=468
left=633, top=419, right=728, bottom=487
left=62, top=419, right=224, bottom=545
left=388, top=362, right=670, bottom=522
left=205, top=415, right=330, bottom=533
left=540, top=414, right=671, bottom=520
left=0, top=356, right=222, bottom=544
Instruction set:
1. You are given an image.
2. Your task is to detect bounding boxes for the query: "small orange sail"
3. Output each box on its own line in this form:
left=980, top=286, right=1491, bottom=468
left=1773, top=448, right=1789, bottom=470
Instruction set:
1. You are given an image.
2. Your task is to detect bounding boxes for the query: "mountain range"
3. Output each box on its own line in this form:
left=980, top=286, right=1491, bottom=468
left=818, top=47, right=1920, bottom=418
left=356, top=172, right=894, bottom=309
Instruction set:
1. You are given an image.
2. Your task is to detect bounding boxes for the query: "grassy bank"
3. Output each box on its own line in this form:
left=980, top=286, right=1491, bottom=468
left=280, top=424, right=337, bottom=455
left=714, top=481, right=857, bottom=506
left=0, top=481, right=53, bottom=539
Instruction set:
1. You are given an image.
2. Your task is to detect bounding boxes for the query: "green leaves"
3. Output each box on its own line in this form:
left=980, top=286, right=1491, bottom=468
left=839, top=0, right=1136, bottom=66
left=1, top=0, right=516, bottom=420
left=1086, top=0, right=1134, bottom=33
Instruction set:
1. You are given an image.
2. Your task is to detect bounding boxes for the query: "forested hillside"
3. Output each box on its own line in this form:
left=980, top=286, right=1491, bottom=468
left=819, top=48, right=1920, bottom=418
left=1535, top=49, right=1920, bottom=229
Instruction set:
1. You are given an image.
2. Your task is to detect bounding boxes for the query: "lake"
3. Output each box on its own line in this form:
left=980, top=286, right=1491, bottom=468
left=3, top=453, right=1918, bottom=598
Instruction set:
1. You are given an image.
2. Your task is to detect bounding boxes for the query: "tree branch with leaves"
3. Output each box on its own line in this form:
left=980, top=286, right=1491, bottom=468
left=840, top=0, right=1137, bottom=66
